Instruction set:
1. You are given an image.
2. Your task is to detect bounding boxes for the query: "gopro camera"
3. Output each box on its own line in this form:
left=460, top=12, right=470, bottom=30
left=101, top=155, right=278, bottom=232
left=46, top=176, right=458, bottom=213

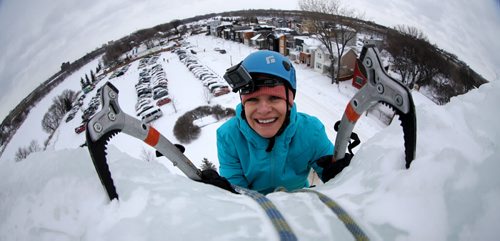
left=223, top=62, right=253, bottom=93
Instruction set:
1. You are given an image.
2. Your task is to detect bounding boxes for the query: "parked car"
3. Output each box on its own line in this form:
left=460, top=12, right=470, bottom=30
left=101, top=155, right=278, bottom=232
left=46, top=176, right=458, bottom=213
left=141, top=108, right=163, bottom=123
left=203, top=79, right=221, bottom=87
left=153, top=88, right=169, bottom=100
left=136, top=104, right=154, bottom=116
left=208, top=83, right=228, bottom=92
left=74, top=122, right=86, bottom=134
left=65, top=106, right=80, bottom=122
left=187, top=64, right=203, bottom=71
left=137, top=88, right=152, bottom=96
left=82, top=84, right=94, bottom=94
left=213, top=86, right=231, bottom=97
left=156, top=97, right=172, bottom=106
left=135, top=99, right=152, bottom=111
left=139, top=77, right=151, bottom=84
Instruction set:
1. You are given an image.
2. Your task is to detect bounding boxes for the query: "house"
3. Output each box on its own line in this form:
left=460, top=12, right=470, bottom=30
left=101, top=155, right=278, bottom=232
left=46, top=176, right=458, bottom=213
left=314, top=45, right=332, bottom=75
left=207, top=19, right=226, bottom=37
left=337, top=48, right=358, bottom=81
left=250, top=34, right=265, bottom=49
left=230, top=26, right=252, bottom=43
left=267, top=33, right=281, bottom=52
left=352, top=57, right=366, bottom=89
left=222, top=28, right=231, bottom=40
left=288, top=36, right=307, bottom=62
left=242, top=31, right=255, bottom=46
left=247, top=25, right=272, bottom=49
left=215, top=24, right=232, bottom=39
left=300, top=37, right=322, bottom=68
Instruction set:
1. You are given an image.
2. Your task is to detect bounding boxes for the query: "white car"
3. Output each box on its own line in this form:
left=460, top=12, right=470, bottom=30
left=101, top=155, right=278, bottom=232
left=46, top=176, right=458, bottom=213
left=141, top=107, right=163, bottom=123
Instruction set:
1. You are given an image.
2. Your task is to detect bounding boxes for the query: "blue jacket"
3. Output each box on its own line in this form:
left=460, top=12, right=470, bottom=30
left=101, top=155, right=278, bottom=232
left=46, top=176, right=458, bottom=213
left=217, top=104, right=334, bottom=194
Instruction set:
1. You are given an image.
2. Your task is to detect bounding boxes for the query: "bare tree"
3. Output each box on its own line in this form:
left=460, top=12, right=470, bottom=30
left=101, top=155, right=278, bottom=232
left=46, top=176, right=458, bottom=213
left=394, top=25, right=428, bottom=41
left=170, top=19, right=182, bottom=35
left=53, top=89, right=78, bottom=112
left=15, top=140, right=41, bottom=161
left=386, top=25, right=445, bottom=89
left=299, top=0, right=360, bottom=84
left=41, top=105, right=63, bottom=133
left=41, top=89, right=78, bottom=134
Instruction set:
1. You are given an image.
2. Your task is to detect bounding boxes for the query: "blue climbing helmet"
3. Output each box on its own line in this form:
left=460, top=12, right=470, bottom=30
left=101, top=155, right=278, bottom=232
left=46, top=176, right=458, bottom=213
left=224, top=50, right=297, bottom=94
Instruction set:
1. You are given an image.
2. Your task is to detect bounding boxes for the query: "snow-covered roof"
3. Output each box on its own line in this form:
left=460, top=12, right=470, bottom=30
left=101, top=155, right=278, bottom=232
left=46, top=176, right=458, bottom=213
left=250, top=34, right=262, bottom=41
left=293, top=36, right=310, bottom=41
left=302, top=38, right=322, bottom=47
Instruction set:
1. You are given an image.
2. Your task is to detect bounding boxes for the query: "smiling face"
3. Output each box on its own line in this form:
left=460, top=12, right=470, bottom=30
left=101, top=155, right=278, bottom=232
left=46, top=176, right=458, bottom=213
left=243, top=94, right=288, bottom=138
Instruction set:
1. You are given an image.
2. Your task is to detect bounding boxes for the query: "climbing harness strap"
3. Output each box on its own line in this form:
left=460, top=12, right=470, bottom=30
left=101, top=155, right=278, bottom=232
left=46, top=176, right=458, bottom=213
left=233, top=185, right=297, bottom=241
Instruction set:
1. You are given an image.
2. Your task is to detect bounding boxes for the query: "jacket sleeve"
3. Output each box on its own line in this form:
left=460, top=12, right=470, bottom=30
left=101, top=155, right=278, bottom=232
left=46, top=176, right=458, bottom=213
left=217, top=129, right=249, bottom=188
left=310, top=120, right=335, bottom=177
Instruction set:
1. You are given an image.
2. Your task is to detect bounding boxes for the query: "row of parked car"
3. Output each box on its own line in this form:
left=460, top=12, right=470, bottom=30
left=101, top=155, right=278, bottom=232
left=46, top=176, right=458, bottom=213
left=65, top=93, right=86, bottom=123
left=175, top=48, right=231, bottom=97
left=134, top=54, right=167, bottom=123
left=109, top=63, right=131, bottom=79
left=74, top=89, right=102, bottom=134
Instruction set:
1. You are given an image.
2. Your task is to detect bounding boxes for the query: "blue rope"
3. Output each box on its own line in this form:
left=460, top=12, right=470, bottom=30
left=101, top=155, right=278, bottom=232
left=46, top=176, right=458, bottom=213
left=233, top=185, right=297, bottom=241
left=295, top=189, right=369, bottom=241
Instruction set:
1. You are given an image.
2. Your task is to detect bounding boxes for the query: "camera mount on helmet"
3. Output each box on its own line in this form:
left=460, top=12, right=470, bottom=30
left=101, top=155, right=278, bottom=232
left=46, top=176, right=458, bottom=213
left=224, top=62, right=284, bottom=95
left=223, top=62, right=253, bottom=93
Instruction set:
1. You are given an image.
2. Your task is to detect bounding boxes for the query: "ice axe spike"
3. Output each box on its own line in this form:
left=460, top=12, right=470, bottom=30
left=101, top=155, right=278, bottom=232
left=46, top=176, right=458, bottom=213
left=334, top=41, right=417, bottom=169
left=86, top=82, right=202, bottom=201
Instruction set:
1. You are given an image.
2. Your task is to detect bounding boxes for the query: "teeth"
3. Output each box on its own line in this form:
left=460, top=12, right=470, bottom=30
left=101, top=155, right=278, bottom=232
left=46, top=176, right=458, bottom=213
left=257, top=118, right=276, bottom=124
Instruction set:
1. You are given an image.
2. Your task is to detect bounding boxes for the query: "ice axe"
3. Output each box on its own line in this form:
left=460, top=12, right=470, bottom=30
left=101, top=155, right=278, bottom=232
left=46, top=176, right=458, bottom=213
left=334, top=41, right=417, bottom=169
left=85, top=82, right=202, bottom=200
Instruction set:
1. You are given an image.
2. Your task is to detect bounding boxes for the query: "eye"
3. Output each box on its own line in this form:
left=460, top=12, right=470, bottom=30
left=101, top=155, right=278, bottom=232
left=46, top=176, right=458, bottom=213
left=269, top=96, right=282, bottom=102
left=246, top=97, right=258, bottom=103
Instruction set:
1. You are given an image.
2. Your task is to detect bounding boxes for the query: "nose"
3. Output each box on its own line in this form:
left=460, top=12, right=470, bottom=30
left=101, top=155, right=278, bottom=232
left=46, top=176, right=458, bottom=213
left=256, top=99, right=272, bottom=114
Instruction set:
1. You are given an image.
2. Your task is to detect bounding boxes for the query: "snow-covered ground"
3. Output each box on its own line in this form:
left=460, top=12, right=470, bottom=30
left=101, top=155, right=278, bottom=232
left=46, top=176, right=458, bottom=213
left=1, top=34, right=499, bottom=241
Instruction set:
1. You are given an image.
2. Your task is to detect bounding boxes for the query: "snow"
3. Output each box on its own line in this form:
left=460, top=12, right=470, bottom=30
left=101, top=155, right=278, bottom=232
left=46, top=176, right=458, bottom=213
left=193, top=115, right=218, bottom=128
left=1, top=34, right=500, bottom=240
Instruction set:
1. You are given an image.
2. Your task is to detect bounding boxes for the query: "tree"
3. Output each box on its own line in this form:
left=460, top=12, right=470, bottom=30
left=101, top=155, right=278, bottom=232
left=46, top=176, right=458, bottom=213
left=299, top=0, right=360, bottom=84
left=41, top=90, right=78, bottom=133
left=41, top=105, right=63, bottom=133
left=386, top=25, right=447, bottom=89
left=85, top=74, right=90, bottom=86
left=61, top=61, right=71, bottom=71
left=90, top=70, right=96, bottom=83
left=53, top=89, right=78, bottom=112
left=170, top=19, right=182, bottom=35
left=15, top=140, right=42, bottom=162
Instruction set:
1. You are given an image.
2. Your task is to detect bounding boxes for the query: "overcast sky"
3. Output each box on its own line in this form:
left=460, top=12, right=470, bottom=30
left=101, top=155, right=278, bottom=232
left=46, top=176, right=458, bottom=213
left=0, top=0, right=499, bottom=120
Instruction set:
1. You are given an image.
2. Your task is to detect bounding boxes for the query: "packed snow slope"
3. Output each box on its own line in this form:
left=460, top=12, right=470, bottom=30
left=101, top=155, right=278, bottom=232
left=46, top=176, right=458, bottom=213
left=1, top=35, right=499, bottom=241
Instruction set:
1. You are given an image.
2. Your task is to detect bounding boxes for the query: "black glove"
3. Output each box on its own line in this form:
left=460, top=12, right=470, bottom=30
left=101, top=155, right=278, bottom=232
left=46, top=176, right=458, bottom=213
left=156, top=144, right=186, bottom=157
left=156, top=145, right=237, bottom=194
left=200, top=169, right=239, bottom=194
left=316, top=153, right=353, bottom=183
